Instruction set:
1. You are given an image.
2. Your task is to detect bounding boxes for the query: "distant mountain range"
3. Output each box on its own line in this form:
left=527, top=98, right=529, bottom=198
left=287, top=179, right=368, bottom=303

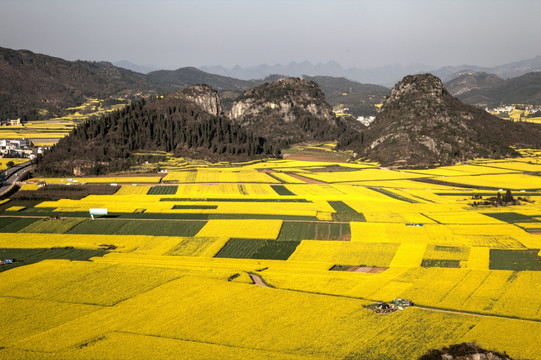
left=200, top=61, right=430, bottom=87
left=112, top=60, right=158, bottom=74
left=199, top=56, right=541, bottom=86
left=2, top=46, right=541, bottom=123
left=445, top=72, right=541, bottom=107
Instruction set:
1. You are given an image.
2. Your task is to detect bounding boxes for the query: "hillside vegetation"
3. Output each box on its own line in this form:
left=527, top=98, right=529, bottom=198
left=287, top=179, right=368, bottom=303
left=341, top=74, right=541, bottom=166
left=451, top=72, right=541, bottom=107
left=0, top=47, right=164, bottom=121
left=34, top=89, right=279, bottom=176
left=231, top=78, right=363, bottom=147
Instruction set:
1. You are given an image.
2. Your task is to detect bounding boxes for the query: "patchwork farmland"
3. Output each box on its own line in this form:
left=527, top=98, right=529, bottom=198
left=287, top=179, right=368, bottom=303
left=0, top=148, right=540, bottom=359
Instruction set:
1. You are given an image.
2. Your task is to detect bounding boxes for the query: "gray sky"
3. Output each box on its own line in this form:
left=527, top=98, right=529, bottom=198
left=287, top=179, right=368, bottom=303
left=1, top=0, right=539, bottom=70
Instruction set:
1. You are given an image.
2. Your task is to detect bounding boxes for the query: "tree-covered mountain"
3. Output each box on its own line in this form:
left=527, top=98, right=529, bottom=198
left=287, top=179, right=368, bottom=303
left=302, top=75, right=389, bottom=116
left=444, top=72, right=504, bottom=97
left=452, top=72, right=541, bottom=107
left=34, top=86, right=279, bottom=176
left=340, top=74, right=541, bottom=167
left=146, top=67, right=259, bottom=92
left=0, top=47, right=166, bottom=121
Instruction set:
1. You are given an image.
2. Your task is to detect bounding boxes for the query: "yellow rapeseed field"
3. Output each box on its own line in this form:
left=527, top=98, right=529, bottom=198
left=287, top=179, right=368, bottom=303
left=195, top=219, right=283, bottom=239
left=1, top=148, right=540, bottom=359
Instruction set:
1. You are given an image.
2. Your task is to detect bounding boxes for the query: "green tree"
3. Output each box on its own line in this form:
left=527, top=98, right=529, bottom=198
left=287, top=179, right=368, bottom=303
left=503, top=190, right=514, bottom=203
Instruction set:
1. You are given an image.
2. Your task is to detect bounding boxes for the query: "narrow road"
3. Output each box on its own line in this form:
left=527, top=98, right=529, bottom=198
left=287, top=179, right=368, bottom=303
left=249, top=273, right=541, bottom=323
left=0, top=162, right=33, bottom=197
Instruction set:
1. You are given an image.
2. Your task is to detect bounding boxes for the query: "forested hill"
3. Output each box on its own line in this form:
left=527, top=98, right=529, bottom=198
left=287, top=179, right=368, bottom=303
left=0, top=47, right=164, bottom=120
left=340, top=74, right=541, bottom=167
left=34, top=90, right=279, bottom=176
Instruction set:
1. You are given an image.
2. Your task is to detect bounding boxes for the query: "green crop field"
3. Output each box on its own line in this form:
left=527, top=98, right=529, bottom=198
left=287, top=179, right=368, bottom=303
left=214, top=238, right=301, bottom=260
left=277, top=221, right=351, bottom=241
left=147, top=186, right=178, bottom=195
left=0, top=247, right=106, bottom=273
left=489, top=249, right=541, bottom=271
left=67, top=219, right=206, bottom=237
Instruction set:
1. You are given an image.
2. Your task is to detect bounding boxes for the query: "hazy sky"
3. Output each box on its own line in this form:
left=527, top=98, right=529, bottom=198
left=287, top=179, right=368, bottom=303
left=1, top=0, right=539, bottom=70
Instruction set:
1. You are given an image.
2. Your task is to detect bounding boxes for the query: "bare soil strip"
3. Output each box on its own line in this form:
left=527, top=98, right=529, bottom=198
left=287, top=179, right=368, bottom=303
left=283, top=172, right=326, bottom=184
left=249, top=273, right=271, bottom=288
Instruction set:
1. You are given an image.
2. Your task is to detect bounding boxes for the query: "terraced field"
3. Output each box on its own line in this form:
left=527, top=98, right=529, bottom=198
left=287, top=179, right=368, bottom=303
left=0, top=148, right=540, bottom=359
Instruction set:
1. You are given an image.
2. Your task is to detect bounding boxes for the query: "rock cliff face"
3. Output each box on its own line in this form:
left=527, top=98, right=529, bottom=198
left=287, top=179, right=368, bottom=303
left=230, top=78, right=339, bottom=145
left=172, top=84, right=222, bottom=116
left=346, top=74, right=541, bottom=166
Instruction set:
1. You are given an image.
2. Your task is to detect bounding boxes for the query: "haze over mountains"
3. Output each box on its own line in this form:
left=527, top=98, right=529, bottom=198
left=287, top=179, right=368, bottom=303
left=197, top=56, right=541, bottom=86
left=3, top=46, right=541, bottom=122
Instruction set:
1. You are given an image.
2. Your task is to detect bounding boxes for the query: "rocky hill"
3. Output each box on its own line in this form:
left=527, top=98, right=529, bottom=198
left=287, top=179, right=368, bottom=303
left=0, top=47, right=164, bottom=121
left=34, top=86, right=278, bottom=176
left=170, top=84, right=223, bottom=116
left=230, top=77, right=356, bottom=146
left=341, top=74, right=541, bottom=167
left=454, top=71, right=541, bottom=107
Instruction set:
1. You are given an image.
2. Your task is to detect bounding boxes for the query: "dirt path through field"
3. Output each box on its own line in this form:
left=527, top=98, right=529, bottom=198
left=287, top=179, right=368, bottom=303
left=248, top=273, right=541, bottom=323
left=249, top=273, right=271, bottom=288
left=283, top=172, right=326, bottom=184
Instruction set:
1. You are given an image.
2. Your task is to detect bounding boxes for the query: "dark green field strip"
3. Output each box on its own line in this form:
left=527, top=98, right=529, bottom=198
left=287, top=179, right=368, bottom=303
left=277, top=221, right=351, bottom=241
left=421, top=259, right=461, bottom=268
left=270, top=185, right=296, bottom=196
left=329, top=265, right=355, bottom=271
left=436, top=192, right=540, bottom=197
left=172, top=205, right=218, bottom=210
left=434, top=245, right=463, bottom=252
left=160, top=198, right=310, bottom=203
left=489, top=249, right=541, bottom=271
left=0, top=217, right=41, bottom=232
left=214, top=238, right=301, bottom=260
left=367, top=187, right=419, bottom=203
left=415, top=177, right=541, bottom=191
left=264, top=172, right=287, bottom=183
left=254, top=241, right=301, bottom=260
left=208, top=214, right=318, bottom=221
left=147, top=186, right=178, bottom=195
left=408, top=194, right=436, bottom=203
left=0, top=248, right=107, bottom=273
left=306, top=165, right=359, bottom=173
left=127, top=213, right=210, bottom=220
left=67, top=219, right=206, bottom=237
left=328, top=201, right=366, bottom=222
left=0, top=200, right=40, bottom=213
left=482, top=212, right=540, bottom=224
left=1, top=211, right=316, bottom=221
left=214, top=239, right=266, bottom=259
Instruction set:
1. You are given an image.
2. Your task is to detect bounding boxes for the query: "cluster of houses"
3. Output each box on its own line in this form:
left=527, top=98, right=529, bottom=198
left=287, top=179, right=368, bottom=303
left=0, top=118, right=22, bottom=127
left=486, top=104, right=541, bottom=117
left=366, top=298, right=414, bottom=314
left=0, top=138, right=47, bottom=159
left=356, top=115, right=376, bottom=126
